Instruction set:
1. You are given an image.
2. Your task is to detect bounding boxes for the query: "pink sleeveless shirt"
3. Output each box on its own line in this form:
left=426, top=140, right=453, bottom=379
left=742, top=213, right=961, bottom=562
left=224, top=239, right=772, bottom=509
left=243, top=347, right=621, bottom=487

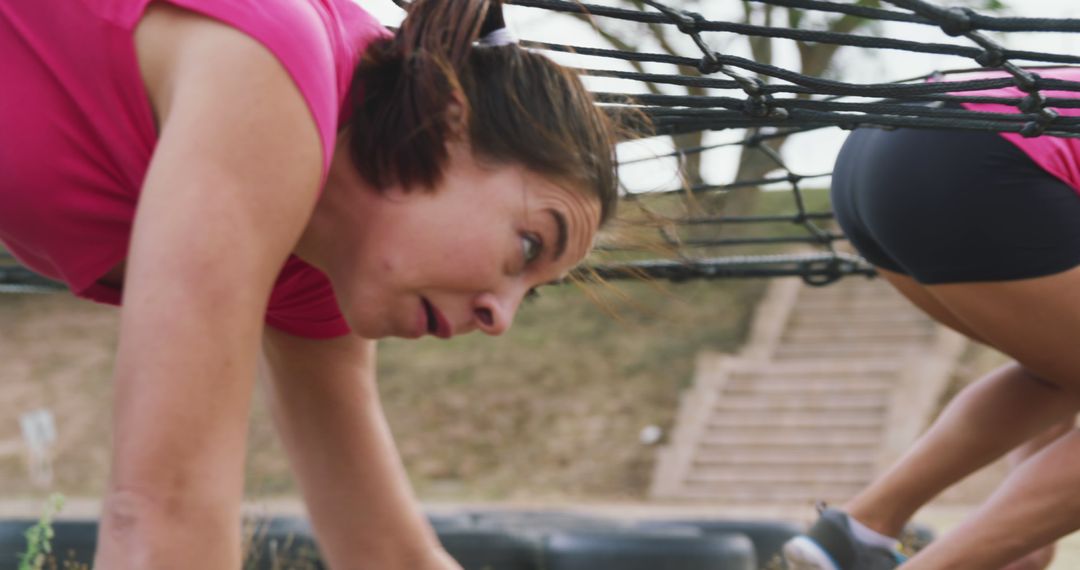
left=0, top=0, right=388, bottom=338
left=956, top=68, right=1080, bottom=194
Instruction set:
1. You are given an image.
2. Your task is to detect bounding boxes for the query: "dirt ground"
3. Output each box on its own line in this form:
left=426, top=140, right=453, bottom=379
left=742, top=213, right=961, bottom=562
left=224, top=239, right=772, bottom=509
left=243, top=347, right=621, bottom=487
left=4, top=289, right=1080, bottom=568
left=0, top=294, right=116, bottom=497
left=0, top=286, right=1026, bottom=502
left=0, top=277, right=765, bottom=501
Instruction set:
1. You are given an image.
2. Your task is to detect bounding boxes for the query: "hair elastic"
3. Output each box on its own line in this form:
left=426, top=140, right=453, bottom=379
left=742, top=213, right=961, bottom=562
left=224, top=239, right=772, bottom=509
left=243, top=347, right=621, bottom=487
left=477, top=27, right=517, bottom=47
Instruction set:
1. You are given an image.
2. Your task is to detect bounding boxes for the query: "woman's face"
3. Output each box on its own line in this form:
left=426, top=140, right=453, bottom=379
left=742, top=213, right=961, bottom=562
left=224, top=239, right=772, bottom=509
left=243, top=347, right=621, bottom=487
left=325, top=143, right=602, bottom=340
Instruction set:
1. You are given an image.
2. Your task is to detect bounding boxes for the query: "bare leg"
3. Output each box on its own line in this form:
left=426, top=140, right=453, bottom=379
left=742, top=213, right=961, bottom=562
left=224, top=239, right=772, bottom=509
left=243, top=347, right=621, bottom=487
left=834, top=266, right=1080, bottom=568
left=842, top=270, right=1080, bottom=536
left=844, top=364, right=1079, bottom=536
left=994, top=417, right=1073, bottom=570
left=904, top=429, right=1080, bottom=569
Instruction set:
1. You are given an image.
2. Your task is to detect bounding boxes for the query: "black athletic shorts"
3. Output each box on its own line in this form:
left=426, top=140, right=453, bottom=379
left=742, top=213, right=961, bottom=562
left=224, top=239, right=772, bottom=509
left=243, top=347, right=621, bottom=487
left=831, top=126, right=1080, bottom=284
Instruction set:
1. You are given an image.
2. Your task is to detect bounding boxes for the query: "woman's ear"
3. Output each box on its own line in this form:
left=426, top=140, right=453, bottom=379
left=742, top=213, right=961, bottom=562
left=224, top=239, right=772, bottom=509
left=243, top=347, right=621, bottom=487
left=445, top=90, right=469, bottom=140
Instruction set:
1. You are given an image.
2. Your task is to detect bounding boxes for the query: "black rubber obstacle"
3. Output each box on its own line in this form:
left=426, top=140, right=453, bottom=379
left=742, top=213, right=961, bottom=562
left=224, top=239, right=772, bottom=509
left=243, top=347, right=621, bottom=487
left=636, top=518, right=805, bottom=568
left=0, top=511, right=765, bottom=569
left=0, top=519, right=98, bottom=567
left=543, top=529, right=756, bottom=570
left=438, top=528, right=542, bottom=570
left=457, top=510, right=758, bottom=569
left=465, top=509, right=634, bottom=533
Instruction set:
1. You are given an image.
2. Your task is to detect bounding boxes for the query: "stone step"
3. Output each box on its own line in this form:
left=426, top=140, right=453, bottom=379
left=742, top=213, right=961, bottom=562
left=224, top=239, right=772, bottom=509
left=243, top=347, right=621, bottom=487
left=772, top=343, right=914, bottom=360
left=798, top=294, right=903, bottom=305
left=698, top=445, right=877, bottom=463
left=695, top=449, right=876, bottom=466
left=727, top=360, right=903, bottom=376
left=774, top=339, right=919, bottom=351
left=790, top=306, right=924, bottom=320
left=788, top=313, right=930, bottom=327
left=715, top=394, right=887, bottom=412
left=699, top=431, right=880, bottom=448
left=792, top=296, right=915, bottom=309
left=686, top=467, right=873, bottom=485
left=785, top=318, right=929, bottom=332
left=708, top=412, right=883, bottom=429
left=724, top=378, right=894, bottom=395
left=667, top=484, right=864, bottom=505
left=781, top=327, right=932, bottom=343
left=649, top=273, right=955, bottom=505
left=797, top=288, right=905, bottom=302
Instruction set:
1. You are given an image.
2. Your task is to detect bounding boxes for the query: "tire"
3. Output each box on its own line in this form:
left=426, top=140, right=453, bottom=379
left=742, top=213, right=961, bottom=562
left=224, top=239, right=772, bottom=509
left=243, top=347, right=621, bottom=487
left=428, top=511, right=474, bottom=532
left=466, top=510, right=627, bottom=533
left=438, top=528, right=541, bottom=570
left=636, top=518, right=804, bottom=569
left=542, top=529, right=756, bottom=570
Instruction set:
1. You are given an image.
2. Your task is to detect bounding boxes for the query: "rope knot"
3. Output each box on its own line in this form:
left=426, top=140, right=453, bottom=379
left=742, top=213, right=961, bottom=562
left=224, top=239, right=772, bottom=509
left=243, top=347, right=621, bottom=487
left=1020, top=108, right=1060, bottom=138
left=939, top=7, right=975, bottom=37
left=1012, top=69, right=1041, bottom=93
left=737, top=76, right=766, bottom=97
left=671, top=9, right=705, bottom=35
left=975, top=48, right=1005, bottom=68
left=1019, top=92, right=1047, bottom=114
left=743, top=97, right=772, bottom=118
left=697, top=52, right=725, bottom=75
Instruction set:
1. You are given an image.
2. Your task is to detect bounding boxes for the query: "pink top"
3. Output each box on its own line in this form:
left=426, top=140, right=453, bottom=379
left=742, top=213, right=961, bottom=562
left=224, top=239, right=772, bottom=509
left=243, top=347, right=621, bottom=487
left=954, top=68, right=1080, bottom=195
left=0, top=0, right=389, bottom=338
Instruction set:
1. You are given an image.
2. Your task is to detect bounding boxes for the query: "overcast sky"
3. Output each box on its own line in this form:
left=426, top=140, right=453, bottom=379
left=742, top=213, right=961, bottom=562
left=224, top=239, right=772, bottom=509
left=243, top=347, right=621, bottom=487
left=357, top=1, right=1080, bottom=192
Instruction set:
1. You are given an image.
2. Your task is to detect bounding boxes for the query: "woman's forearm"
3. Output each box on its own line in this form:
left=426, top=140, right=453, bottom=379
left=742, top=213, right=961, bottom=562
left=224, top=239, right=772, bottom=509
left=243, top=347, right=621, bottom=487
left=279, top=378, right=443, bottom=567
left=261, top=332, right=452, bottom=570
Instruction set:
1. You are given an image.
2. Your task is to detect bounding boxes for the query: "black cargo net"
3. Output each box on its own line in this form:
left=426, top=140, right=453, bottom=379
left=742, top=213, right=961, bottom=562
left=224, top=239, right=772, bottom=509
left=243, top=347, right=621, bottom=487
left=4, top=0, right=1080, bottom=293
left=511, top=0, right=1080, bottom=286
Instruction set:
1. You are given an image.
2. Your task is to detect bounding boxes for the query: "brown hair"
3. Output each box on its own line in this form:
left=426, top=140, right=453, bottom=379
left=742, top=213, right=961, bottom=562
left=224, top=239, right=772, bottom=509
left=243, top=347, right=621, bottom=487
left=345, top=0, right=628, bottom=224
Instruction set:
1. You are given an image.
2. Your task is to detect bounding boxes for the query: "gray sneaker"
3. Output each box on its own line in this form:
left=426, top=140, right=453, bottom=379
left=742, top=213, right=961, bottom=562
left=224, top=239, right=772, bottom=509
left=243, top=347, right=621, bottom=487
left=782, top=508, right=907, bottom=570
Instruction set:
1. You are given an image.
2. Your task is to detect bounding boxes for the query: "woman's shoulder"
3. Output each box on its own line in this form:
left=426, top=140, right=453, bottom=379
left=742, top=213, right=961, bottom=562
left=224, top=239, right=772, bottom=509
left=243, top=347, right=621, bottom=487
left=144, top=0, right=383, bottom=174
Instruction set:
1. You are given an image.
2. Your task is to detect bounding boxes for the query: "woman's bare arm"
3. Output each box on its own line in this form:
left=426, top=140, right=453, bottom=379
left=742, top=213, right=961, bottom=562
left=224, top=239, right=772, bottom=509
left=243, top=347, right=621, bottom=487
left=95, top=6, right=323, bottom=568
left=260, top=329, right=461, bottom=570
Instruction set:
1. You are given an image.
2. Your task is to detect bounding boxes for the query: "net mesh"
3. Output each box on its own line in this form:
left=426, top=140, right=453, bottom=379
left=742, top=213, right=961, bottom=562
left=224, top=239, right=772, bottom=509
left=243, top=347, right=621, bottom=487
left=524, top=0, right=1080, bottom=285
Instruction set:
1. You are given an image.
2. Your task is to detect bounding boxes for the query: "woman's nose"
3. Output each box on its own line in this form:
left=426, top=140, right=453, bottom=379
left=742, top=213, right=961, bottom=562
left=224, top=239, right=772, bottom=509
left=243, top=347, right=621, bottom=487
left=472, top=291, right=521, bottom=336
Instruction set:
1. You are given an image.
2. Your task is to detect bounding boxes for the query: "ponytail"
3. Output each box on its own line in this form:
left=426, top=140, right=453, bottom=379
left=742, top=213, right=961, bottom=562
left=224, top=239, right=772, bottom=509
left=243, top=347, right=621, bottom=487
left=347, top=0, right=628, bottom=224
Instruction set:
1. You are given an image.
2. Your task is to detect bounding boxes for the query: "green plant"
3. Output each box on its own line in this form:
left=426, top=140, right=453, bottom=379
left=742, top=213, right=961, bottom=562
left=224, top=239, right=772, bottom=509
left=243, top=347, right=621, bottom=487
left=18, top=493, right=65, bottom=570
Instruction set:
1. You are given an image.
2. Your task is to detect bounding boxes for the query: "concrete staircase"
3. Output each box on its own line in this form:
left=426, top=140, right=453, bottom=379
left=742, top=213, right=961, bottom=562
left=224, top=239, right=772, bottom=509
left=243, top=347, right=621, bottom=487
left=651, top=276, right=967, bottom=506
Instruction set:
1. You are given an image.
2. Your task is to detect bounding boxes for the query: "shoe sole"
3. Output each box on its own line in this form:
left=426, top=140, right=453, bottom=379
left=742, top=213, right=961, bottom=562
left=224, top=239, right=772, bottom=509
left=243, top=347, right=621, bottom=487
left=783, top=535, right=842, bottom=570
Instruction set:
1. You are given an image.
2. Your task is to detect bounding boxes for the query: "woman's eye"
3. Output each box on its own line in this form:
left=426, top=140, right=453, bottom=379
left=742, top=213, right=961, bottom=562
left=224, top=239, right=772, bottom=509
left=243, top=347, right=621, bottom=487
left=522, top=234, right=542, bottom=264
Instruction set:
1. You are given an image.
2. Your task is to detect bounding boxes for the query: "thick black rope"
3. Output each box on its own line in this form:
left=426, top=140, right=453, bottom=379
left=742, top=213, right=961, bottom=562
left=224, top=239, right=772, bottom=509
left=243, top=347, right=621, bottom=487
left=540, top=0, right=1079, bottom=284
